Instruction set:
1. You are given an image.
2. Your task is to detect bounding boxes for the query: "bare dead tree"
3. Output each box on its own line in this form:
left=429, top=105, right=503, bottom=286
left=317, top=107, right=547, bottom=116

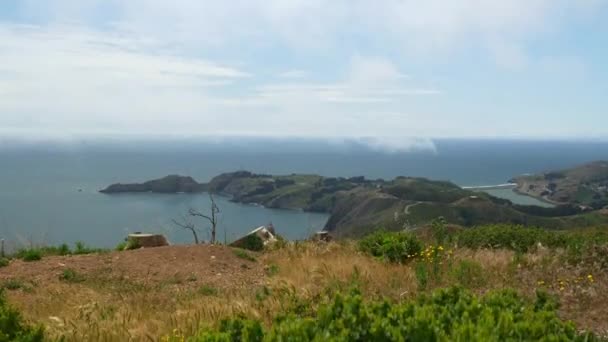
left=189, top=193, right=220, bottom=244
left=171, top=214, right=200, bottom=244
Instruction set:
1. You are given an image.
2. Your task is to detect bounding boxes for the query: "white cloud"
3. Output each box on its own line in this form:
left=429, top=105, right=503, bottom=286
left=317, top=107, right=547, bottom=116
left=487, top=40, right=529, bottom=70
left=23, top=0, right=604, bottom=62
left=278, top=70, right=309, bottom=79
left=0, top=24, right=440, bottom=140
left=1, top=1, right=607, bottom=140
left=14, top=1, right=603, bottom=59
left=257, top=56, right=434, bottom=105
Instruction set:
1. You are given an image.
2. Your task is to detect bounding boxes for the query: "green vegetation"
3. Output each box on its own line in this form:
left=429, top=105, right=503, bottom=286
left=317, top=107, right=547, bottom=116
left=14, top=242, right=107, bottom=261
left=2, top=224, right=606, bottom=341
left=430, top=217, right=448, bottom=244
left=114, top=241, right=127, bottom=251
left=115, top=238, right=140, bottom=251
left=231, top=234, right=264, bottom=252
left=384, top=177, right=470, bottom=203
left=59, top=268, right=84, bottom=283
left=38, top=243, right=71, bottom=256
left=198, top=285, right=219, bottom=297
left=455, top=224, right=608, bottom=253
left=1, top=279, right=25, bottom=291
left=0, top=258, right=9, bottom=268
left=20, top=249, right=42, bottom=262
left=358, top=230, right=422, bottom=263
left=451, top=260, right=486, bottom=288
left=265, top=264, right=280, bottom=277
left=414, top=262, right=429, bottom=290
left=72, top=241, right=104, bottom=255
left=232, top=248, right=257, bottom=262
left=189, top=287, right=595, bottom=341
left=108, top=170, right=608, bottom=238
left=0, top=290, right=44, bottom=341
left=513, top=160, right=608, bottom=207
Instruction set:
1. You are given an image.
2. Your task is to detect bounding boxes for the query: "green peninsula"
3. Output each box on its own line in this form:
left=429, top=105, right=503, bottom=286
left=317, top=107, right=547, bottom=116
left=102, top=170, right=608, bottom=237
left=511, top=161, right=608, bottom=208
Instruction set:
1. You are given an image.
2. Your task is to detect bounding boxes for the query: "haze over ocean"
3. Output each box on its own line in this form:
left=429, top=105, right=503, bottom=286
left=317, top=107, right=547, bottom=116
left=1, top=138, right=607, bottom=249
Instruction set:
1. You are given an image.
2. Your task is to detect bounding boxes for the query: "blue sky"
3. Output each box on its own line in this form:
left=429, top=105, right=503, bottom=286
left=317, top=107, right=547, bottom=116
left=0, top=0, right=607, bottom=149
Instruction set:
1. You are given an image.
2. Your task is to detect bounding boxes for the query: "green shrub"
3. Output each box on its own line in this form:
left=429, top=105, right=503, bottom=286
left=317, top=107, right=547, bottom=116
left=414, top=261, right=429, bottom=290
left=456, top=225, right=553, bottom=252
left=451, top=259, right=486, bottom=288
left=20, top=249, right=42, bottom=262
left=116, top=238, right=141, bottom=251
left=0, top=258, right=9, bottom=268
left=59, top=268, right=84, bottom=283
left=233, top=249, right=256, bottom=262
left=0, top=290, right=44, bottom=341
left=73, top=241, right=104, bottom=255
left=115, top=241, right=127, bottom=251
left=192, top=287, right=595, bottom=341
left=39, top=244, right=71, bottom=256
left=265, top=264, right=279, bottom=277
left=358, top=230, right=422, bottom=263
left=430, top=217, right=448, bottom=245
left=232, top=234, right=265, bottom=252
left=456, top=225, right=608, bottom=254
left=1, top=280, right=24, bottom=291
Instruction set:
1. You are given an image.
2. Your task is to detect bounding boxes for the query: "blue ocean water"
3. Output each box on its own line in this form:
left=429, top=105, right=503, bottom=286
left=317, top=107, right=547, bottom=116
left=1, top=138, right=607, bottom=250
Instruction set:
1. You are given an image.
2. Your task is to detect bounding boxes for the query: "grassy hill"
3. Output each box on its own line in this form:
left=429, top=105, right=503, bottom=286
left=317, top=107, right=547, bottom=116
left=204, top=171, right=608, bottom=238
left=512, top=161, right=608, bottom=207
left=1, top=226, right=606, bottom=340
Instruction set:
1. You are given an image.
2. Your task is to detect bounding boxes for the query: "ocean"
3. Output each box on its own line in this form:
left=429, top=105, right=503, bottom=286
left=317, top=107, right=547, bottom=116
left=1, top=138, right=607, bottom=250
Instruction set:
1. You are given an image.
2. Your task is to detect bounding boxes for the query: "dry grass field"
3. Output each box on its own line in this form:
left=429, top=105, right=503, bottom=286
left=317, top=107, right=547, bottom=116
left=1, top=236, right=606, bottom=341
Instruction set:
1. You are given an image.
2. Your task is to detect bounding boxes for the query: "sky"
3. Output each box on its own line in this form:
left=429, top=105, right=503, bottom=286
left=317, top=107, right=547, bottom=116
left=0, top=0, right=607, bottom=147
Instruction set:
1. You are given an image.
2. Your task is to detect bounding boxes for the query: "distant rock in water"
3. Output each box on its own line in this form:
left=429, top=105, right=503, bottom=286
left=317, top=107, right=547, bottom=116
left=100, top=175, right=206, bottom=194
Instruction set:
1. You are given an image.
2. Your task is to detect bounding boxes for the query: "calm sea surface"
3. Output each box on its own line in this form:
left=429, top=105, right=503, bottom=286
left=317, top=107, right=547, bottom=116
left=1, top=138, right=607, bottom=250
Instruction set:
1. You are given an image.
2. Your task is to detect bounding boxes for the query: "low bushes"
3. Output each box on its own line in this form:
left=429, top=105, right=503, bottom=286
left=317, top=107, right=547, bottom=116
left=0, top=290, right=44, bottom=341
left=233, top=249, right=257, bottom=262
left=115, top=238, right=140, bottom=251
left=358, top=230, right=422, bottom=263
left=231, top=234, right=265, bottom=252
left=189, top=287, right=595, bottom=341
left=15, top=242, right=107, bottom=261
left=59, top=268, right=84, bottom=283
left=72, top=241, right=104, bottom=255
left=19, top=249, right=42, bottom=262
left=455, top=224, right=608, bottom=253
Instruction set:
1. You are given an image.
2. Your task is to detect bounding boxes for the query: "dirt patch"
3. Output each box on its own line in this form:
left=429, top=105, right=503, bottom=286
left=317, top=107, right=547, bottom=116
left=0, top=244, right=264, bottom=289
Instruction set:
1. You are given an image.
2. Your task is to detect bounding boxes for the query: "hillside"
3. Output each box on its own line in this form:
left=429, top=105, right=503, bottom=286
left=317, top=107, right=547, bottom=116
left=512, top=161, right=608, bottom=207
left=102, top=171, right=608, bottom=237
left=100, top=175, right=206, bottom=194
left=205, top=171, right=608, bottom=237
left=1, top=227, right=607, bottom=340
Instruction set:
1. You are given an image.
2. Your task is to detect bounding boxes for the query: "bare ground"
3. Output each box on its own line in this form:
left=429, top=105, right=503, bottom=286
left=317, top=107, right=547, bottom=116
left=1, top=244, right=264, bottom=289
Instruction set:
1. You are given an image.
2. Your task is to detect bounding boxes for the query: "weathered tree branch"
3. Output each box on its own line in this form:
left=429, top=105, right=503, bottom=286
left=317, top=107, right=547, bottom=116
left=171, top=214, right=200, bottom=244
left=188, top=193, right=220, bottom=244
